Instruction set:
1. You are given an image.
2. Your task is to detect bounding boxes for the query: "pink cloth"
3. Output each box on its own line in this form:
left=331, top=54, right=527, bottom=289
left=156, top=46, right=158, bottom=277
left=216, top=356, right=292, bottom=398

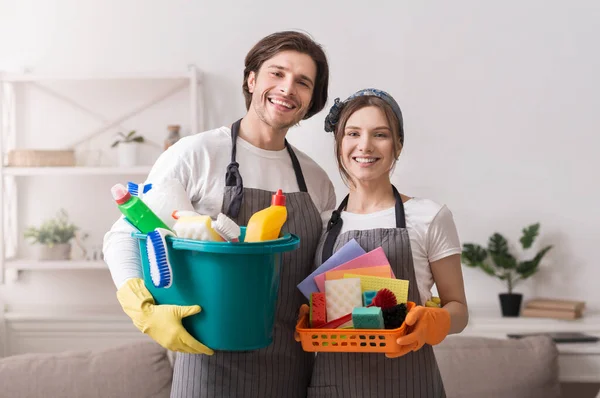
left=315, top=247, right=393, bottom=292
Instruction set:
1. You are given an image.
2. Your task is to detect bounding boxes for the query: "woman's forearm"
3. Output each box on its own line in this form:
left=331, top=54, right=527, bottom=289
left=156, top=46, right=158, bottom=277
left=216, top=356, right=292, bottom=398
left=443, top=301, right=469, bottom=334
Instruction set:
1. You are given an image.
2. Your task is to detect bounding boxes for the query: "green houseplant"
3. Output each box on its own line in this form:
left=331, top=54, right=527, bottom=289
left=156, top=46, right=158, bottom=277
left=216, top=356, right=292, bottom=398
left=24, top=209, right=78, bottom=260
left=461, top=223, right=553, bottom=316
left=111, top=130, right=145, bottom=167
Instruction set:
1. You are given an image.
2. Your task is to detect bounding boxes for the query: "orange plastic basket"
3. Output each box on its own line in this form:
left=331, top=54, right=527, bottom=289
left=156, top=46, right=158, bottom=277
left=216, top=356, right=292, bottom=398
left=295, top=301, right=416, bottom=354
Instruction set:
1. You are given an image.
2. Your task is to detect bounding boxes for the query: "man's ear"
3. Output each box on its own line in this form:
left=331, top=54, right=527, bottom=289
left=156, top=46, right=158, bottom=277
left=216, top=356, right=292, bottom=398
left=247, top=71, right=256, bottom=94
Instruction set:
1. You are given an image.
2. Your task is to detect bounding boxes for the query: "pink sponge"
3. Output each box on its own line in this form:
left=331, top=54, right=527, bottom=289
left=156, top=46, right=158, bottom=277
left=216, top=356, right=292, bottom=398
left=310, top=292, right=327, bottom=328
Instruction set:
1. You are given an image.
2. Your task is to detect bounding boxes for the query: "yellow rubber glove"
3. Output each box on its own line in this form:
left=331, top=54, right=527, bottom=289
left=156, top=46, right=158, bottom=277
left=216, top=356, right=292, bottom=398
left=386, top=305, right=450, bottom=358
left=116, top=278, right=214, bottom=355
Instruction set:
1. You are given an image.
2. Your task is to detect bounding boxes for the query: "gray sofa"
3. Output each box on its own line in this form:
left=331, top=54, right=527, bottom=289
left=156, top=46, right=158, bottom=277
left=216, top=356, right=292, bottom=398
left=0, top=336, right=561, bottom=398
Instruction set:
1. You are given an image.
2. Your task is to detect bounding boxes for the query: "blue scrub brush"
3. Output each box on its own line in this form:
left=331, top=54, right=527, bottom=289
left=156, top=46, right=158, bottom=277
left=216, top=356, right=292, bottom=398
left=127, top=182, right=153, bottom=197
left=146, top=228, right=174, bottom=288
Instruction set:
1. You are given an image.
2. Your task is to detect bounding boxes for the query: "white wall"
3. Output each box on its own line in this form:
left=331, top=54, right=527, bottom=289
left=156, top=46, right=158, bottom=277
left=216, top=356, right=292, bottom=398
left=1, top=0, right=599, bottom=315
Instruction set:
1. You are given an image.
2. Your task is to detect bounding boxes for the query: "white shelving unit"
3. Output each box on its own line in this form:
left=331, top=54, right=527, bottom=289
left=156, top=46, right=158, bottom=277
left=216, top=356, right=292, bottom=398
left=0, top=67, right=204, bottom=283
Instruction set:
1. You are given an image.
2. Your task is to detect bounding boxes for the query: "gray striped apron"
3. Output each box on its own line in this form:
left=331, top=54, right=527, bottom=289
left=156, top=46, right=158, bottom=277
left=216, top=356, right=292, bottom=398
left=308, top=186, right=446, bottom=398
left=170, top=119, right=322, bottom=398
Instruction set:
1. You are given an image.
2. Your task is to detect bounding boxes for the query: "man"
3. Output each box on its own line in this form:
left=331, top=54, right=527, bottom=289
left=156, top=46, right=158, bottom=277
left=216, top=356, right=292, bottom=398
left=103, top=31, right=336, bottom=398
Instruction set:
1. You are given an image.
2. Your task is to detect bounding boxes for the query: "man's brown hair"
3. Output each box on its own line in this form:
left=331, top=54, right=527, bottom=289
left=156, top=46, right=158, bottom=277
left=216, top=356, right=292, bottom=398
left=242, top=31, right=329, bottom=119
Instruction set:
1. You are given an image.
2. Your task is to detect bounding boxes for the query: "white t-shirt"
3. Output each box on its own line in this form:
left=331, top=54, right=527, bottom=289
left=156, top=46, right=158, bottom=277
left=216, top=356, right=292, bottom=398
left=103, top=126, right=336, bottom=288
left=320, top=198, right=462, bottom=305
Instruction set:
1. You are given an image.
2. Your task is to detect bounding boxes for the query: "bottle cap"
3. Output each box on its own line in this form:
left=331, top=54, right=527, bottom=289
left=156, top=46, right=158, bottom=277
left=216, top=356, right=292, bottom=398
left=271, top=189, right=286, bottom=206
left=111, top=183, right=132, bottom=205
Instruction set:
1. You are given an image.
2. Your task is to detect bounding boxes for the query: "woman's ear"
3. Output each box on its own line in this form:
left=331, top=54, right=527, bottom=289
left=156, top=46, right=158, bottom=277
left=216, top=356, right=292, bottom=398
left=395, top=144, right=403, bottom=160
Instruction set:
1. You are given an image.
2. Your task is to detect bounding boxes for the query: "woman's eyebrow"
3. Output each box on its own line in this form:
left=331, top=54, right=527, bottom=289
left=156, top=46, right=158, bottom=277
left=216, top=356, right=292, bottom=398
left=345, top=125, right=391, bottom=131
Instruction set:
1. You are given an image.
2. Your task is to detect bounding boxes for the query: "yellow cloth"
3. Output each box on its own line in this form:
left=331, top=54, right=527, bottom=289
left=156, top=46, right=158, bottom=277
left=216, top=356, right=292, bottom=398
left=386, top=305, right=450, bottom=358
left=116, top=278, right=214, bottom=355
left=343, top=273, right=409, bottom=303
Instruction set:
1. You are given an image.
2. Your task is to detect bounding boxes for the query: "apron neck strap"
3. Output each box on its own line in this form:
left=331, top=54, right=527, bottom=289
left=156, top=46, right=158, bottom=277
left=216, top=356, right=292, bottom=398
left=322, top=185, right=406, bottom=262
left=224, top=118, right=308, bottom=218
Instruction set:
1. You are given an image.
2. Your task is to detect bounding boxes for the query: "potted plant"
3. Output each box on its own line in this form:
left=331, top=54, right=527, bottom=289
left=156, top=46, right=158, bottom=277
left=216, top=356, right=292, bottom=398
left=24, top=209, right=78, bottom=261
left=461, top=223, right=553, bottom=317
left=111, top=130, right=145, bottom=167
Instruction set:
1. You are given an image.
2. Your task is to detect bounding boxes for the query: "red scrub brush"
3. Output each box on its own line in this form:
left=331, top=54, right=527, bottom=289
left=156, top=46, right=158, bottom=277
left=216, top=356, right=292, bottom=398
left=371, top=288, right=397, bottom=309
left=316, top=288, right=398, bottom=329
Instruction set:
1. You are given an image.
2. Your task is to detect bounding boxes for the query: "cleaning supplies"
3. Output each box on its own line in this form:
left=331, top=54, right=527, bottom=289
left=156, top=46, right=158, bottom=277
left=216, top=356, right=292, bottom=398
left=244, top=189, right=287, bottom=242
left=317, top=288, right=397, bottom=329
left=141, top=179, right=196, bottom=229
left=382, top=303, right=408, bottom=329
left=212, top=213, right=241, bottom=242
left=147, top=228, right=175, bottom=288
left=111, top=183, right=171, bottom=234
left=172, top=213, right=224, bottom=241
left=352, top=307, right=384, bottom=329
left=127, top=182, right=153, bottom=198
left=116, top=278, right=214, bottom=355
left=386, top=305, right=451, bottom=358
left=309, top=292, right=327, bottom=328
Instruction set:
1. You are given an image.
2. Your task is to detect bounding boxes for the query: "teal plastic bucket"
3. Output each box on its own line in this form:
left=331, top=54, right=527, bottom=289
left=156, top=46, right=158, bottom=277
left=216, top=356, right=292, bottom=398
left=133, top=227, right=300, bottom=351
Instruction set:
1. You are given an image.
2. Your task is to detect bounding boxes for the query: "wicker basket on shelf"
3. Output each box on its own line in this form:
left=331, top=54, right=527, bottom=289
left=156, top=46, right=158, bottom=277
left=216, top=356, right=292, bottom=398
left=7, top=149, right=76, bottom=167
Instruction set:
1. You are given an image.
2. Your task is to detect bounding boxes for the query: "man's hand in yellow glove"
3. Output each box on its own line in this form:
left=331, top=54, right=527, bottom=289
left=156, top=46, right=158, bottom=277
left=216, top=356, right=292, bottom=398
left=116, top=278, right=214, bottom=355
left=386, top=305, right=451, bottom=358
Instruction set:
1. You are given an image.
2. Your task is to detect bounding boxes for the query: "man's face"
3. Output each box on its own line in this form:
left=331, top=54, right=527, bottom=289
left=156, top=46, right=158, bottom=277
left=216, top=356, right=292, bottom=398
left=247, top=50, right=317, bottom=130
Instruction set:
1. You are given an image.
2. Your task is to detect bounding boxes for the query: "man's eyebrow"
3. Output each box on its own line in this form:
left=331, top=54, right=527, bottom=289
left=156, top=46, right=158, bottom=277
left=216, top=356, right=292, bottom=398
left=266, top=64, right=314, bottom=86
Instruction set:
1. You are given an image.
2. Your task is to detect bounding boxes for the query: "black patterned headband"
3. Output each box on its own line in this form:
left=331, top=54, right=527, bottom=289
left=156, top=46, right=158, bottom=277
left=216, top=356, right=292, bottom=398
left=324, top=88, right=404, bottom=145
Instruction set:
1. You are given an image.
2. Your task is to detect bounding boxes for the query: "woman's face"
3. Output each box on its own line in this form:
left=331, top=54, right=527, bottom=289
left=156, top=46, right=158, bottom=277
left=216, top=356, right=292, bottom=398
left=340, top=105, right=398, bottom=186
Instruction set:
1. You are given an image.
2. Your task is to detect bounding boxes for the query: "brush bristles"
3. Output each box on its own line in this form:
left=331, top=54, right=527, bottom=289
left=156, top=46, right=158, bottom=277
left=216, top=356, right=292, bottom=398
left=147, top=230, right=172, bottom=288
left=213, top=213, right=241, bottom=242
left=372, top=288, right=397, bottom=310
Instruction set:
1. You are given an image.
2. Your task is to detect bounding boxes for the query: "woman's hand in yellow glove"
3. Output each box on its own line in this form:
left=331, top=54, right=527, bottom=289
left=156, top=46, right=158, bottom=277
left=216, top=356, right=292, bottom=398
left=386, top=305, right=450, bottom=358
left=116, top=278, right=214, bottom=355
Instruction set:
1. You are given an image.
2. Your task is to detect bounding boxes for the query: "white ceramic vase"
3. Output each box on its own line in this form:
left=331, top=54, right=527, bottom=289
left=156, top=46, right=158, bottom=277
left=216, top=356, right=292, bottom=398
left=35, top=243, right=72, bottom=261
left=117, top=143, right=138, bottom=167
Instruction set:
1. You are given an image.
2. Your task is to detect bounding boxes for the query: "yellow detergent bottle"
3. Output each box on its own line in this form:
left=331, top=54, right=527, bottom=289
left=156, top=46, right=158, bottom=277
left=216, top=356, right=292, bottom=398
left=244, top=189, right=287, bottom=242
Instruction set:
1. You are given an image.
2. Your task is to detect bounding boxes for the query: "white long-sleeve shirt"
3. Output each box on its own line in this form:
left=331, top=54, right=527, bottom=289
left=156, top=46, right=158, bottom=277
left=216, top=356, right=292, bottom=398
left=103, top=126, right=337, bottom=288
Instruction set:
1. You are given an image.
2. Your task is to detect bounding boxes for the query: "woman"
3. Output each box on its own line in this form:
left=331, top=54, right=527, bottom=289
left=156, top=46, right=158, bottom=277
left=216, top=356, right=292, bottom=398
left=308, top=89, right=468, bottom=398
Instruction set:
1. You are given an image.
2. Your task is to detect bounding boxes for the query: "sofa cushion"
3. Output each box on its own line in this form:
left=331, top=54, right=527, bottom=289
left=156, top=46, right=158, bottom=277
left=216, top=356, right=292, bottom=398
left=434, top=335, right=561, bottom=398
left=0, top=341, right=172, bottom=398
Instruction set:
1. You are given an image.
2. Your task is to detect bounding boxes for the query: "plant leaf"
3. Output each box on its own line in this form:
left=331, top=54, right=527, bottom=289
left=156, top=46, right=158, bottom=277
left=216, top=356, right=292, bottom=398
left=491, top=252, right=517, bottom=270
left=111, top=140, right=120, bottom=148
left=488, top=233, right=510, bottom=257
left=132, top=136, right=144, bottom=143
left=479, top=262, right=498, bottom=276
left=126, top=130, right=136, bottom=139
left=461, top=243, right=487, bottom=266
left=516, top=245, right=553, bottom=279
left=520, top=223, right=540, bottom=249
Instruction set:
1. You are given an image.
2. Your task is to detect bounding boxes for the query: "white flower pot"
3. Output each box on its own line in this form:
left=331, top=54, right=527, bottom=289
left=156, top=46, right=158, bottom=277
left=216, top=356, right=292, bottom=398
left=35, top=243, right=72, bottom=261
left=117, top=143, right=138, bottom=167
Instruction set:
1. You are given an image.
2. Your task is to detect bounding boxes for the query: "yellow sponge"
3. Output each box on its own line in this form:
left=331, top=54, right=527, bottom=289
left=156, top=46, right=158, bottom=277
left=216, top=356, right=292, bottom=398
left=343, top=273, right=409, bottom=304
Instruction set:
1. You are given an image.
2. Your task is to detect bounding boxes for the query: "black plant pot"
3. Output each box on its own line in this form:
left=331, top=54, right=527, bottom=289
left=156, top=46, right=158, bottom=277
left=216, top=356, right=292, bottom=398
left=499, top=293, right=523, bottom=317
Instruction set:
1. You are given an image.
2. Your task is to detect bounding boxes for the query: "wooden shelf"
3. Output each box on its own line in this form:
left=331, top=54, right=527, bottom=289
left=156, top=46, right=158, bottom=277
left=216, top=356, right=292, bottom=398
left=4, top=259, right=107, bottom=282
left=0, top=72, right=199, bottom=82
left=2, top=166, right=151, bottom=176
left=5, top=259, right=107, bottom=271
